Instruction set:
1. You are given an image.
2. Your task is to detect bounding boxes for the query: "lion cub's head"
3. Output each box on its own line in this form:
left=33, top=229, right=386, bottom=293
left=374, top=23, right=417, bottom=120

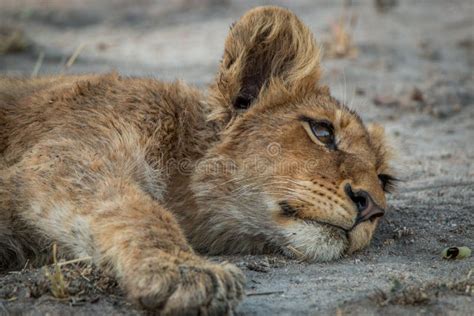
left=190, top=6, right=396, bottom=261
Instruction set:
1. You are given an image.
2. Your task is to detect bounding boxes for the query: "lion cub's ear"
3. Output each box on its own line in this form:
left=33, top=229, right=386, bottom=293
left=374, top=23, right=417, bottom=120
left=208, top=6, right=321, bottom=125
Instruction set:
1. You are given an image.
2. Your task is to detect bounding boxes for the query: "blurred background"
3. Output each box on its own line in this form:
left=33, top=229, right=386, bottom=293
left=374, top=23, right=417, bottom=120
left=0, top=0, right=472, bottom=315
left=1, top=0, right=472, bottom=118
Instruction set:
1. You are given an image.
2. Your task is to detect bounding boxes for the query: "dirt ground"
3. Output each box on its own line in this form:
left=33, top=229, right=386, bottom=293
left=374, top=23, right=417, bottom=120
left=0, top=0, right=473, bottom=315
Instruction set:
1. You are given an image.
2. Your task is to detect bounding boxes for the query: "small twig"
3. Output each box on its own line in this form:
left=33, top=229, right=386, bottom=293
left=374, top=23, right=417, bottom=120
left=53, top=243, right=59, bottom=265
left=21, top=258, right=30, bottom=272
left=38, top=296, right=71, bottom=303
left=63, top=43, right=86, bottom=72
left=44, top=243, right=68, bottom=298
left=31, top=51, right=44, bottom=77
left=246, top=290, right=284, bottom=297
left=79, top=271, right=91, bottom=282
left=287, top=245, right=308, bottom=262
left=57, top=256, right=92, bottom=267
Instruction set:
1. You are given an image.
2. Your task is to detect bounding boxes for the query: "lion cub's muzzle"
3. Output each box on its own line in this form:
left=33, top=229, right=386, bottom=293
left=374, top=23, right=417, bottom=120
left=344, top=184, right=385, bottom=227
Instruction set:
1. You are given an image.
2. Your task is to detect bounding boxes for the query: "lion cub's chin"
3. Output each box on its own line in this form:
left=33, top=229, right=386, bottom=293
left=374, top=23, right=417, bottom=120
left=279, top=221, right=349, bottom=262
left=278, top=219, right=379, bottom=261
left=346, top=220, right=379, bottom=254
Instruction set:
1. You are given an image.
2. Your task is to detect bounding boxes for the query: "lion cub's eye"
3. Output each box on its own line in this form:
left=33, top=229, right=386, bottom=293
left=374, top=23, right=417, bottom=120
left=310, top=121, right=334, bottom=145
left=300, top=117, right=336, bottom=150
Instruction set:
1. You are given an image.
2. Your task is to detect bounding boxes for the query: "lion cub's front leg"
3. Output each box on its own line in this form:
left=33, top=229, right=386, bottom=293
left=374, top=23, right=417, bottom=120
left=6, top=137, right=244, bottom=314
left=88, top=184, right=245, bottom=314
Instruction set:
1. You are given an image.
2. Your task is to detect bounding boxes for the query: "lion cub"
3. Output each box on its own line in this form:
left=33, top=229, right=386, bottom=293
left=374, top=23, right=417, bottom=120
left=0, top=6, right=395, bottom=314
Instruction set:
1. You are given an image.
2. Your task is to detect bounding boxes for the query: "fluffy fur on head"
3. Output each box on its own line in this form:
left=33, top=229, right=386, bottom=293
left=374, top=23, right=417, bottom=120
left=187, top=6, right=395, bottom=261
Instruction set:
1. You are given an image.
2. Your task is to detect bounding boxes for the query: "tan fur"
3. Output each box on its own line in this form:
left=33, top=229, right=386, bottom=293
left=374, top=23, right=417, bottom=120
left=0, top=6, right=394, bottom=314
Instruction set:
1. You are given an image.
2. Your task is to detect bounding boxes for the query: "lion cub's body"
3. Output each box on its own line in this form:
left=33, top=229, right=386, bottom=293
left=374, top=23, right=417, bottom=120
left=0, top=74, right=209, bottom=263
left=1, top=75, right=245, bottom=312
left=0, top=6, right=393, bottom=314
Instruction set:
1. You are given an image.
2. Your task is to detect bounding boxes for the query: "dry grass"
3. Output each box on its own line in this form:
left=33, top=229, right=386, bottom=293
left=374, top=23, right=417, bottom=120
left=62, top=43, right=86, bottom=72
left=0, top=25, right=30, bottom=55
left=372, top=269, right=473, bottom=306
left=31, top=51, right=45, bottom=77
left=43, top=244, right=69, bottom=299
left=41, top=245, right=94, bottom=299
left=322, top=13, right=358, bottom=59
left=27, top=245, right=115, bottom=303
left=286, top=245, right=309, bottom=262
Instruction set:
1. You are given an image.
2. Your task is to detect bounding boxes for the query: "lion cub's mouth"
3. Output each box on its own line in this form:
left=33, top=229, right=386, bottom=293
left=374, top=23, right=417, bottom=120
left=278, top=201, right=350, bottom=233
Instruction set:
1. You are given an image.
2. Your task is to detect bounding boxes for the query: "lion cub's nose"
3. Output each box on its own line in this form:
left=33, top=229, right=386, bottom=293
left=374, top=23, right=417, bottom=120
left=344, top=184, right=385, bottom=224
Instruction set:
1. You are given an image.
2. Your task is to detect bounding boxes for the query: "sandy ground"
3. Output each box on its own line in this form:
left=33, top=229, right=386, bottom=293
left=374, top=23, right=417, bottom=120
left=0, top=0, right=473, bottom=315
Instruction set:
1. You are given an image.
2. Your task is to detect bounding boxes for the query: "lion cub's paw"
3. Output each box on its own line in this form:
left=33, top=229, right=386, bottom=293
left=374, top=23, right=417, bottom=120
left=126, top=260, right=245, bottom=315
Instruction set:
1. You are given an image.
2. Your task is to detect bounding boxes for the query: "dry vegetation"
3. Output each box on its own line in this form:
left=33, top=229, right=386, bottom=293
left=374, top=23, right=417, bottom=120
left=372, top=270, right=473, bottom=307
left=0, top=25, right=30, bottom=55
left=322, top=12, right=358, bottom=59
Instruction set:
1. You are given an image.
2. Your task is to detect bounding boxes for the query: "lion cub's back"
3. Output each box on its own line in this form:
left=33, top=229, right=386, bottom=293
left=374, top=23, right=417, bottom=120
left=0, top=73, right=199, bottom=165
